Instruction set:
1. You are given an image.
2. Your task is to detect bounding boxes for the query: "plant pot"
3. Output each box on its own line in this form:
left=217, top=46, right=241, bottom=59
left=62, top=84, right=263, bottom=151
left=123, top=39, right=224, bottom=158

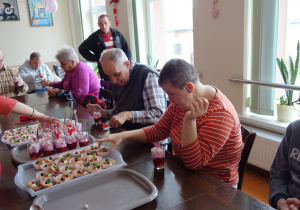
left=276, top=104, right=299, bottom=123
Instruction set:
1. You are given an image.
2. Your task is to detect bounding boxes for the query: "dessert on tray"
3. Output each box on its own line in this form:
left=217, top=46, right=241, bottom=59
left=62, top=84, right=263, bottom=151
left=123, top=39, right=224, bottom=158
left=41, top=177, right=57, bottom=188
left=101, top=158, right=116, bottom=169
left=86, top=155, right=102, bottom=164
left=60, top=165, right=76, bottom=173
left=97, top=147, right=110, bottom=157
left=72, top=167, right=89, bottom=178
left=36, top=171, right=54, bottom=179
left=88, top=162, right=102, bottom=173
left=55, top=173, right=74, bottom=184
left=27, top=178, right=42, bottom=191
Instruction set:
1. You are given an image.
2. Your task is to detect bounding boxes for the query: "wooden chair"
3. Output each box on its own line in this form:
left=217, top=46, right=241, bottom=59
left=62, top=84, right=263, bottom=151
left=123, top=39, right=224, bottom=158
left=238, top=125, right=257, bottom=190
left=99, top=88, right=113, bottom=109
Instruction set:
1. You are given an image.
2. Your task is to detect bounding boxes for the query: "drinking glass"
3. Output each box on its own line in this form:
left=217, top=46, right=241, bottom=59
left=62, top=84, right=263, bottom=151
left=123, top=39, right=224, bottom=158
left=93, top=112, right=102, bottom=125
left=151, top=146, right=165, bottom=170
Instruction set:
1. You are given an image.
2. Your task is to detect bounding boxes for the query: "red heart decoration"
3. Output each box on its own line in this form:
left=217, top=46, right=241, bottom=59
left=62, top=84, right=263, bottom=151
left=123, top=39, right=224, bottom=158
left=113, top=8, right=117, bottom=14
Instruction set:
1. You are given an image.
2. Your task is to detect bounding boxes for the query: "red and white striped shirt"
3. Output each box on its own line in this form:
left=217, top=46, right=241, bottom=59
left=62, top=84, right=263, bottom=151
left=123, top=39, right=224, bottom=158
left=143, top=88, right=242, bottom=185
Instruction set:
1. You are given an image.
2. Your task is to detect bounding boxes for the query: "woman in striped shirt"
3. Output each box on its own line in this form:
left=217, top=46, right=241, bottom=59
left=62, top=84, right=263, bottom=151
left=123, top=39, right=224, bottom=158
left=96, top=59, right=242, bottom=186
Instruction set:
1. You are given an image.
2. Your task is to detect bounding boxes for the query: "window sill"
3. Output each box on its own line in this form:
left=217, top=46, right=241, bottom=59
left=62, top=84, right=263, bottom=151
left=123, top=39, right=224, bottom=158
left=239, top=114, right=290, bottom=135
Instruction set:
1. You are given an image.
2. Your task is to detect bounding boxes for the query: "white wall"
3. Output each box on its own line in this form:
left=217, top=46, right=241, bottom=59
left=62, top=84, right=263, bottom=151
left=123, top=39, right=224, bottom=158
left=0, top=1, right=72, bottom=66
left=193, top=0, right=245, bottom=114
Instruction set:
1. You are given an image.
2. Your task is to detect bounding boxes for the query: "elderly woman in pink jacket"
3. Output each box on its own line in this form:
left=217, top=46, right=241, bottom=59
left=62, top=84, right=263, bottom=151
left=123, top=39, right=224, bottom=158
left=42, top=45, right=100, bottom=103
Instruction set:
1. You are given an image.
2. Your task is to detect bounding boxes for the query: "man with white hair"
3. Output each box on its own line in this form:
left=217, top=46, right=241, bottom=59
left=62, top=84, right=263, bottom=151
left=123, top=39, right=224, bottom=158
left=0, top=49, right=28, bottom=97
left=19, top=52, right=54, bottom=93
left=87, top=48, right=166, bottom=130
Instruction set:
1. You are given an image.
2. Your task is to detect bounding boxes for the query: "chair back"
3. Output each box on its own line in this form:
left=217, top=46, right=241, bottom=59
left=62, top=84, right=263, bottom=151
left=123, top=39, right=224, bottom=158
left=99, top=88, right=113, bottom=109
left=238, top=125, right=257, bottom=190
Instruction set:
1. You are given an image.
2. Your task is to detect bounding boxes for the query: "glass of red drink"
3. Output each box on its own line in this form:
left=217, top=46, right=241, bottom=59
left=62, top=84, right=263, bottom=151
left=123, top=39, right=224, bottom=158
left=77, top=131, right=89, bottom=147
left=65, top=134, right=78, bottom=150
left=54, top=136, right=67, bottom=153
left=27, top=142, right=42, bottom=160
left=93, top=112, right=102, bottom=125
left=42, top=140, right=55, bottom=157
left=151, top=145, right=165, bottom=170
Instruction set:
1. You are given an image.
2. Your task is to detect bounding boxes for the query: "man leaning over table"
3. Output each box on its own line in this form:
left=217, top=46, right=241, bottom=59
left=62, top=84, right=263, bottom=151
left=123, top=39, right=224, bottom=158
left=94, top=58, right=243, bottom=187
left=87, top=48, right=166, bottom=130
left=269, top=119, right=300, bottom=210
left=0, top=49, right=28, bottom=97
left=18, top=52, right=54, bottom=93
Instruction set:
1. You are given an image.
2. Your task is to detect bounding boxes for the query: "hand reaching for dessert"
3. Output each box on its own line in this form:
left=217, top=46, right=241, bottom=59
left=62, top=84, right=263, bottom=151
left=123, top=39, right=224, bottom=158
left=95, top=133, right=123, bottom=151
left=185, top=96, right=209, bottom=121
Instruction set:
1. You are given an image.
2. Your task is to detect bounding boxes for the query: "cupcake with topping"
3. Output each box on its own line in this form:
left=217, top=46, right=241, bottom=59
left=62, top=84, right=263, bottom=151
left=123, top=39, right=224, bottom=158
left=60, top=152, right=73, bottom=159
left=48, top=163, right=60, bottom=174
left=87, top=145, right=98, bottom=153
left=86, top=156, right=102, bottom=164
left=100, top=158, right=116, bottom=169
left=55, top=157, right=69, bottom=166
left=69, top=156, right=85, bottom=165
left=60, top=164, right=76, bottom=173
left=72, top=167, right=89, bottom=178
left=81, top=151, right=97, bottom=159
left=36, top=171, right=54, bottom=179
left=88, top=162, right=102, bottom=173
left=27, top=178, right=42, bottom=191
left=55, top=173, right=74, bottom=184
left=46, top=156, right=60, bottom=164
left=41, top=177, right=57, bottom=188
left=73, top=149, right=87, bottom=157
left=32, top=158, right=49, bottom=170
left=97, top=147, right=110, bottom=157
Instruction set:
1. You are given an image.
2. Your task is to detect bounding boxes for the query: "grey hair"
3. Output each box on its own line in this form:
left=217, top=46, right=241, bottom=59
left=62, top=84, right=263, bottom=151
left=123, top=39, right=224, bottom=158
left=100, top=48, right=128, bottom=67
left=159, top=59, right=199, bottom=89
left=55, top=45, right=79, bottom=62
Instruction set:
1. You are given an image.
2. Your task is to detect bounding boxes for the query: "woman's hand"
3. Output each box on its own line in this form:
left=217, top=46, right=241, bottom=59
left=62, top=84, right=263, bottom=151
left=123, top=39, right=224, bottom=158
left=94, top=133, right=124, bottom=151
left=276, top=198, right=300, bottom=210
left=34, top=111, right=60, bottom=127
left=41, top=78, right=53, bottom=87
left=185, top=96, right=209, bottom=121
left=47, top=88, right=60, bottom=96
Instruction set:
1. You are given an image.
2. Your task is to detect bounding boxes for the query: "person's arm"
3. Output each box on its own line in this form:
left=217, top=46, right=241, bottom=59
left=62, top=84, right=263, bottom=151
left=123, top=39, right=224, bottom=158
left=43, top=64, right=54, bottom=81
left=96, top=128, right=147, bottom=151
left=276, top=198, right=300, bottom=210
left=269, top=124, right=294, bottom=208
left=78, top=36, right=99, bottom=62
left=132, top=73, right=166, bottom=124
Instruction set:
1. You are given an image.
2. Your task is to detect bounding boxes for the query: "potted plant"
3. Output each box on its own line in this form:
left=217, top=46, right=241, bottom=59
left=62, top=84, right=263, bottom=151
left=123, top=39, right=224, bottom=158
left=276, top=40, right=300, bottom=122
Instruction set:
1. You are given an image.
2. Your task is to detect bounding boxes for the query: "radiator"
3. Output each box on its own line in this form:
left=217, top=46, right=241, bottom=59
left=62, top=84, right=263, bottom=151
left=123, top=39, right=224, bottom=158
left=247, top=130, right=281, bottom=172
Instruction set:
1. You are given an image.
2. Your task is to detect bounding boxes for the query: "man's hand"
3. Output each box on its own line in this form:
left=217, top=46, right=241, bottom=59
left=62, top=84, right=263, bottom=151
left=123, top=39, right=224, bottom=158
left=47, top=88, right=60, bottom=96
left=94, top=133, right=124, bottom=151
left=185, top=95, right=209, bottom=121
left=86, top=103, right=102, bottom=115
left=41, top=78, right=52, bottom=87
left=277, top=198, right=300, bottom=210
left=109, top=111, right=132, bottom=128
left=37, top=72, right=44, bottom=78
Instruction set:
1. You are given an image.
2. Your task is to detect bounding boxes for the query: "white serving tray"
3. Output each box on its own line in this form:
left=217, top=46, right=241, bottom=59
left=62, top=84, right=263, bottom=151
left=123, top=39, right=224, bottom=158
left=1, top=119, right=80, bottom=147
left=31, top=169, right=158, bottom=210
left=11, top=134, right=95, bottom=165
left=14, top=144, right=127, bottom=197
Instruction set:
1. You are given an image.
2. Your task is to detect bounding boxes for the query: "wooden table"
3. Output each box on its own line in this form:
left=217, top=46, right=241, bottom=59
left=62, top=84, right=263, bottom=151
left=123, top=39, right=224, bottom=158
left=0, top=93, right=274, bottom=209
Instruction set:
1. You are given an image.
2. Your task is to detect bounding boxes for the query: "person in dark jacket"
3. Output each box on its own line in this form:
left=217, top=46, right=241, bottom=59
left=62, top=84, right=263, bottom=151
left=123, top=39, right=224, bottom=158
left=78, top=14, right=131, bottom=82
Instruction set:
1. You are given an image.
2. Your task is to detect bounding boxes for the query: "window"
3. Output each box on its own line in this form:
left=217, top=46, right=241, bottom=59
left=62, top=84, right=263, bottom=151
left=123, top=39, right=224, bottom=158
left=246, top=0, right=300, bottom=117
left=80, top=0, right=106, bottom=40
left=134, top=0, right=193, bottom=69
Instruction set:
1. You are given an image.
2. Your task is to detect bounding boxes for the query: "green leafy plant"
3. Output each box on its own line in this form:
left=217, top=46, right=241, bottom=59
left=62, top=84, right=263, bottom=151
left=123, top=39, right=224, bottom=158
left=147, top=54, right=159, bottom=69
left=276, top=40, right=300, bottom=105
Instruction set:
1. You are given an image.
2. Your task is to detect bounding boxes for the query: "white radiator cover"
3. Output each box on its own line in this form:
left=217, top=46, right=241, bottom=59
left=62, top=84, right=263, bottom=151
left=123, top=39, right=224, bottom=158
left=247, top=135, right=280, bottom=172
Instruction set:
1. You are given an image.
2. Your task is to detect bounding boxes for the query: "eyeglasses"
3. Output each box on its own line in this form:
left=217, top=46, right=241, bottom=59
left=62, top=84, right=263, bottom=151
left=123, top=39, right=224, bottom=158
left=292, top=97, right=300, bottom=112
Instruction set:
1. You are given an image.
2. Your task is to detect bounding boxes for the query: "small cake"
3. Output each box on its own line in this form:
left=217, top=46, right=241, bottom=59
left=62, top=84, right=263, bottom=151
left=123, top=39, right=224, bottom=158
left=55, top=157, right=69, bottom=166
left=81, top=151, right=97, bottom=159
left=48, top=163, right=60, bottom=174
left=72, top=167, right=89, bottom=178
left=41, top=177, right=57, bottom=188
left=75, top=162, right=85, bottom=169
left=86, top=156, right=102, bottom=164
left=27, top=178, right=42, bottom=191
left=46, top=156, right=60, bottom=163
left=69, top=156, right=85, bottom=165
left=88, top=162, right=102, bottom=173
left=33, top=158, right=49, bottom=170
left=97, top=147, right=110, bottom=157
left=40, top=163, right=51, bottom=172
left=60, top=152, right=74, bottom=159
left=55, top=173, right=74, bottom=184
left=60, top=164, right=76, bottom=173
left=36, top=171, right=54, bottom=179
left=100, top=158, right=116, bottom=169
left=87, top=145, right=98, bottom=153
left=73, top=149, right=87, bottom=157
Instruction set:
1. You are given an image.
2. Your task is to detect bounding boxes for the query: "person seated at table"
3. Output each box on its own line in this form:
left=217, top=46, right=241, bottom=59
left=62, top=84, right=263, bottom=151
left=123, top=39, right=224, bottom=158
left=41, top=45, right=100, bottom=104
left=18, top=52, right=54, bottom=93
left=0, top=95, right=59, bottom=125
left=86, top=48, right=166, bottom=130
left=95, top=58, right=243, bottom=186
left=0, top=49, right=28, bottom=97
left=269, top=119, right=300, bottom=210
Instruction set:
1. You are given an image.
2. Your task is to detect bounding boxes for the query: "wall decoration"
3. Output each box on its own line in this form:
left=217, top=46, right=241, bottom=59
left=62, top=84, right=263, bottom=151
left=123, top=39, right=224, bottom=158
left=211, top=0, right=219, bottom=18
left=0, top=0, right=20, bottom=21
left=28, top=0, right=53, bottom=26
left=110, top=0, right=119, bottom=26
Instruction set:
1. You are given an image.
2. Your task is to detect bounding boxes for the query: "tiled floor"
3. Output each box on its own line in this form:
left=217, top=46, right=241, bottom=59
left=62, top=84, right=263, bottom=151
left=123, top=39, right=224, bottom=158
left=242, top=165, right=270, bottom=206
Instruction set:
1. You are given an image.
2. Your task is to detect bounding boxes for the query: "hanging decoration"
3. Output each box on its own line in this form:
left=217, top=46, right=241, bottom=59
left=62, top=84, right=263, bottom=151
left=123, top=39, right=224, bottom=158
left=110, top=0, right=119, bottom=26
left=211, top=0, right=218, bottom=18
left=44, top=0, right=58, bottom=14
